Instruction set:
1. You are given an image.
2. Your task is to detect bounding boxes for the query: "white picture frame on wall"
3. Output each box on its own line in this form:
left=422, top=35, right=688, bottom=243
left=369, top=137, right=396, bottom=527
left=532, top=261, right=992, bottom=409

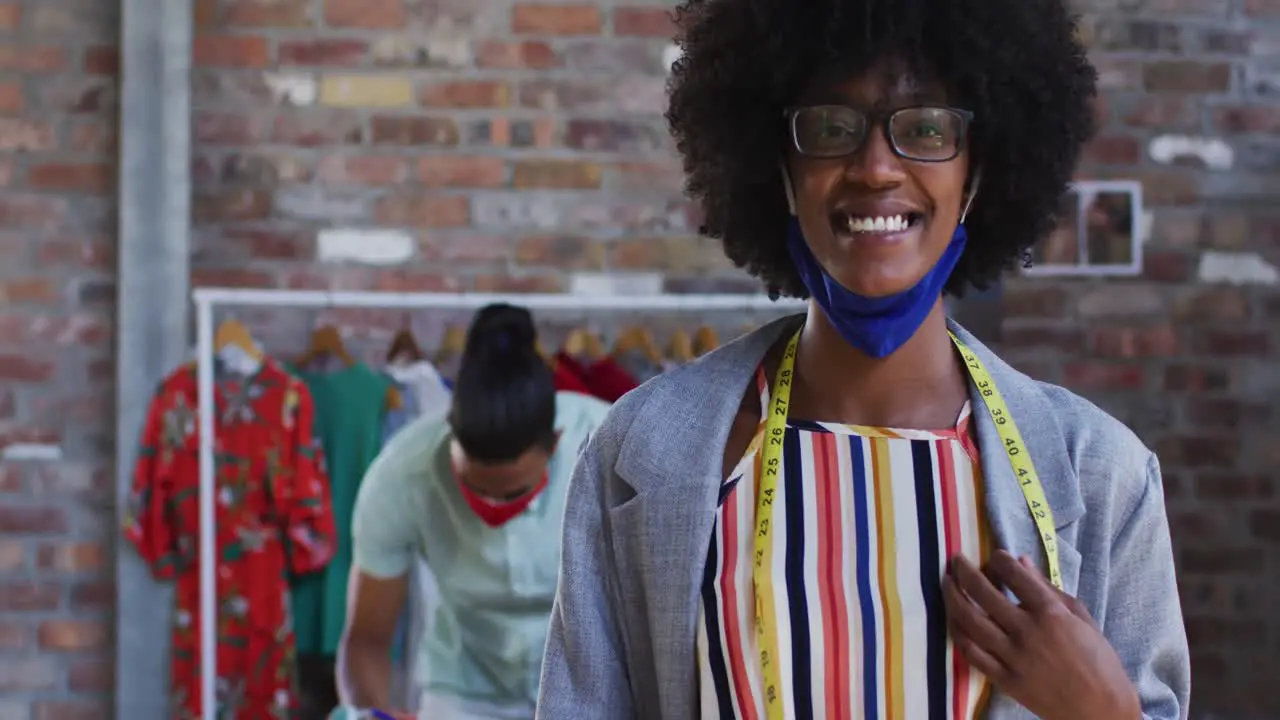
left=1021, top=179, right=1144, bottom=277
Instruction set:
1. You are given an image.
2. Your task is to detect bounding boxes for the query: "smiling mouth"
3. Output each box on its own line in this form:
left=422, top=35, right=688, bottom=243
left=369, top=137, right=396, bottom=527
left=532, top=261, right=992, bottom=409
left=830, top=211, right=925, bottom=235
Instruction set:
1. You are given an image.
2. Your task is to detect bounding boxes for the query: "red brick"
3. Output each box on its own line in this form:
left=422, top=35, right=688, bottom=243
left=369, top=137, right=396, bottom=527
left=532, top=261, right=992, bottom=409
left=420, top=80, right=510, bottom=108
left=1196, top=330, right=1269, bottom=356
left=417, top=156, right=508, bottom=187
left=512, top=159, right=602, bottom=189
left=0, top=44, right=66, bottom=72
left=565, top=118, right=666, bottom=153
left=0, top=118, right=56, bottom=151
left=613, top=5, right=675, bottom=37
left=193, top=189, right=272, bottom=222
left=374, top=194, right=470, bottom=227
left=0, top=355, right=55, bottom=382
left=1175, top=287, right=1251, bottom=323
left=69, top=582, right=112, bottom=611
left=476, top=40, right=559, bottom=69
left=1212, top=105, right=1280, bottom=134
left=193, top=34, right=271, bottom=67
left=0, top=278, right=59, bottom=304
left=1062, top=362, right=1146, bottom=390
left=36, top=701, right=109, bottom=720
left=195, top=111, right=269, bottom=145
left=0, top=540, right=23, bottom=569
left=418, top=233, right=511, bottom=266
left=0, top=195, right=65, bottom=230
left=1000, top=327, right=1086, bottom=353
left=36, top=542, right=105, bottom=573
left=67, top=120, right=114, bottom=152
left=223, top=0, right=310, bottom=26
left=68, top=660, right=111, bottom=693
left=1186, top=400, right=1270, bottom=431
left=39, top=619, right=107, bottom=650
left=1163, top=364, right=1231, bottom=392
left=1157, top=435, right=1241, bottom=469
left=1144, top=61, right=1232, bottom=92
left=0, top=582, right=61, bottom=612
left=0, top=4, right=17, bottom=30
left=38, top=77, right=113, bottom=114
left=1090, top=326, right=1178, bottom=357
left=1083, top=134, right=1142, bottom=165
left=472, top=274, right=568, bottom=293
left=0, top=81, right=21, bottom=112
left=370, top=270, right=462, bottom=293
left=324, top=0, right=405, bottom=28
left=26, top=162, right=112, bottom=193
left=515, top=235, right=604, bottom=269
left=1180, top=548, right=1263, bottom=575
left=273, top=110, right=364, bottom=146
left=278, top=38, right=368, bottom=65
left=37, top=236, right=115, bottom=270
left=84, top=45, right=119, bottom=75
left=315, top=154, right=408, bottom=185
left=1245, top=0, right=1280, bottom=16
left=612, top=162, right=685, bottom=192
left=512, top=4, right=602, bottom=34
left=1001, top=286, right=1071, bottom=318
left=190, top=267, right=275, bottom=288
left=370, top=116, right=459, bottom=145
left=0, top=619, right=27, bottom=649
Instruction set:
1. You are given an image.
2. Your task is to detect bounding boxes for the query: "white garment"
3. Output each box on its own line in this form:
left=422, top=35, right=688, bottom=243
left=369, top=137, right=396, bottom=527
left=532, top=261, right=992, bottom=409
left=417, top=692, right=534, bottom=720
left=386, top=360, right=452, bottom=420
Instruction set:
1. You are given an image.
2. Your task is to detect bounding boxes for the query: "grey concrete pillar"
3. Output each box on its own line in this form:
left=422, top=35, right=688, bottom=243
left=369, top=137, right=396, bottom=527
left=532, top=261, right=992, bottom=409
left=114, top=0, right=192, bottom=713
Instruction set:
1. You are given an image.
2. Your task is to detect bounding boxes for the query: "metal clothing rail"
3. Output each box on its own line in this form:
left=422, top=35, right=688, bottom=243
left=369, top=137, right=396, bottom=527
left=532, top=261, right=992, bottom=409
left=190, top=287, right=805, bottom=716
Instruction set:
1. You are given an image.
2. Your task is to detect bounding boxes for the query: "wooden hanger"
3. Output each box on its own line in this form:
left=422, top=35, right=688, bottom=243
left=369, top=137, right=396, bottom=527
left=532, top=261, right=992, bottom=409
left=582, top=330, right=605, bottom=361
left=668, top=329, right=695, bottom=364
left=693, top=326, right=720, bottom=356
left=437, top=326, right=466, bottom=361
left=297, top=325, right=354, bottom=367
left=563, top=328, right=588, bottom=357
left=386, top=327, right=425, bottom=364
left=611, top=325, right=664, bottom=366
left=215, top=318, right=262, bottom=360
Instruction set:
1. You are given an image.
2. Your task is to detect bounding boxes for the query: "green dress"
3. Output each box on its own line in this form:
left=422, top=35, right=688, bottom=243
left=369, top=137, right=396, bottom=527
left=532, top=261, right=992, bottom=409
left=288, top=361, right=392, bottom=656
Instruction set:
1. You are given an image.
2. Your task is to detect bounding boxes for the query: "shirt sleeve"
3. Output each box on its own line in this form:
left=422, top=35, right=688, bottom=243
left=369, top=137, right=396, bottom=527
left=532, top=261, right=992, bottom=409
left=123, top=380, right=184, bottom=579
left=351, top=435, right=420, bottom=579
left=278, top=380, right=337, bottom=575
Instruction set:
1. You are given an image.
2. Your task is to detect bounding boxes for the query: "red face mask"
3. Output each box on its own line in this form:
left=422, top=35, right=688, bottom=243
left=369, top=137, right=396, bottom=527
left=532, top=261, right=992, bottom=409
left=455, top=472, right=549, bottom=528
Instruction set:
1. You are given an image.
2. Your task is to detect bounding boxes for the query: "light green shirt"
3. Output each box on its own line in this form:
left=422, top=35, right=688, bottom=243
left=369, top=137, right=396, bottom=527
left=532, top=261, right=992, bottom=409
left=351, top=391, right=612, bottom=707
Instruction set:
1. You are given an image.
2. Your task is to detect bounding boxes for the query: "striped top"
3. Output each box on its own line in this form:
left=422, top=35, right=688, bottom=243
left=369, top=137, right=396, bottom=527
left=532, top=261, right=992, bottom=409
left=697, top=369, right=992, bottom=719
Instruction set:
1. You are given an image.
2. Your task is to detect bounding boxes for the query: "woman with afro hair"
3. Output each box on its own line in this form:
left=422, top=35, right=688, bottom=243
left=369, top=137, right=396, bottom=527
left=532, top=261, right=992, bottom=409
left=537, top=0, right=1190, bottom=717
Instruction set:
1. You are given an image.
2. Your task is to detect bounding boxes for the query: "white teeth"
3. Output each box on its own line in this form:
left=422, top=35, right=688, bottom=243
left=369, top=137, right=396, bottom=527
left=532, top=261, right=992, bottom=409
left=845, top=214, right=911, bottom=233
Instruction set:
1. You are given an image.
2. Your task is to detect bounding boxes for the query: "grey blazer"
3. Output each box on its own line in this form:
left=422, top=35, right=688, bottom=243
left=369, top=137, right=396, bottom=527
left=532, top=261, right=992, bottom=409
left=538, top=316, right=1190, bottom=719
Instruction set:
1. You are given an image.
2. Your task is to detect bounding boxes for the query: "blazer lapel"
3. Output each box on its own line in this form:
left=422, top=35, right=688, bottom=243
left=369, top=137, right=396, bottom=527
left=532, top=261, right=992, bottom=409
left=948, top=321, right=1086, bottom=589
left=609, top=315, right=799, bottom=718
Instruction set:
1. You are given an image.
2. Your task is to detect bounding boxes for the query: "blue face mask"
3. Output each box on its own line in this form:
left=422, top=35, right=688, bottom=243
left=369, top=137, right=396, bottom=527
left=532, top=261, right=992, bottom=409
left=784, top=217, right=968, bottom=358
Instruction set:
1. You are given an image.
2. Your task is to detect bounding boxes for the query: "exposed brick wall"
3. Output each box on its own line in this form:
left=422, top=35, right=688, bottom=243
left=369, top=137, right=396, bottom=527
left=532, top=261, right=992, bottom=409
left=0, top=0, right=1276, bottom=717
left=0, top=0, right=120, bottom=716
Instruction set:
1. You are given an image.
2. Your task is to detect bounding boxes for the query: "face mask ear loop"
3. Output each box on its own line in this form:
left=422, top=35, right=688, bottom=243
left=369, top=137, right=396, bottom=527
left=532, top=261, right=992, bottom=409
left=959, top=171, right=982, bottom=225
left=779, top=159, right=798, bottom=216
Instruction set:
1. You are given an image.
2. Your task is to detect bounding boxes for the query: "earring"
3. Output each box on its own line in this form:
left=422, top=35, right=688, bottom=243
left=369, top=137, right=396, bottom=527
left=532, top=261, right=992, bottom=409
left=778, top=160, right=797, bottom=215
left=959, top=172, right=982, bottom=224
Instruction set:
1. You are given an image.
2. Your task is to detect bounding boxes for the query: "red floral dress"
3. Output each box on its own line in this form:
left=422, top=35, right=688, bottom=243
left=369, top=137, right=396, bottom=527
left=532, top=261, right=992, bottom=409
left=125, top=360, right=337, bottom=719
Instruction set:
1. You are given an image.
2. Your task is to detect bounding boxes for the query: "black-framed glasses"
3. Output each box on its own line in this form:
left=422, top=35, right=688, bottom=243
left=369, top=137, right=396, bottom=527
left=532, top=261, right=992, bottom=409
left=785, top=105, right=975, bottom=162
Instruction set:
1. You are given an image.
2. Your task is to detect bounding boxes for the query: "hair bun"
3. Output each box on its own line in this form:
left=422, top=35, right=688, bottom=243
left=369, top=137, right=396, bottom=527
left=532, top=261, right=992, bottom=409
left=466, top=303, right=537, bottom=353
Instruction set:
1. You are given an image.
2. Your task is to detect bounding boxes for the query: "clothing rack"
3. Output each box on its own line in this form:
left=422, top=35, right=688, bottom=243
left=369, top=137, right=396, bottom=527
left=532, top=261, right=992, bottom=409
left=190, top=287, right=805, bottom=716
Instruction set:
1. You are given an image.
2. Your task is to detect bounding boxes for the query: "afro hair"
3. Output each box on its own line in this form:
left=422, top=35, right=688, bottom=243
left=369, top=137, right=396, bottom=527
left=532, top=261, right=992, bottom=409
left=665, top=0, right=1099, bottom=298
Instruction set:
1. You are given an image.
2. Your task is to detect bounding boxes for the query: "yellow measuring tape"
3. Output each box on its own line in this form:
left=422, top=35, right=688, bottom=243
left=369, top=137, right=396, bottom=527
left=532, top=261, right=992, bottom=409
left=752, top=329, right=1061, bottom=718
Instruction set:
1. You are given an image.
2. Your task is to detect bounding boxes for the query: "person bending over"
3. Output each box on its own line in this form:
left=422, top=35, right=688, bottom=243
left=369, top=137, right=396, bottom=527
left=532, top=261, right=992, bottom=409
left=336, top=303, right=610, bottom=720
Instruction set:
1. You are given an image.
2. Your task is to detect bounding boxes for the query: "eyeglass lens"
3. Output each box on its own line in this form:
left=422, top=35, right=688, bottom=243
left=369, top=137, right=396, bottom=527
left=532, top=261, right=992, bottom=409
left=791, top=106, right=965, bottom=161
